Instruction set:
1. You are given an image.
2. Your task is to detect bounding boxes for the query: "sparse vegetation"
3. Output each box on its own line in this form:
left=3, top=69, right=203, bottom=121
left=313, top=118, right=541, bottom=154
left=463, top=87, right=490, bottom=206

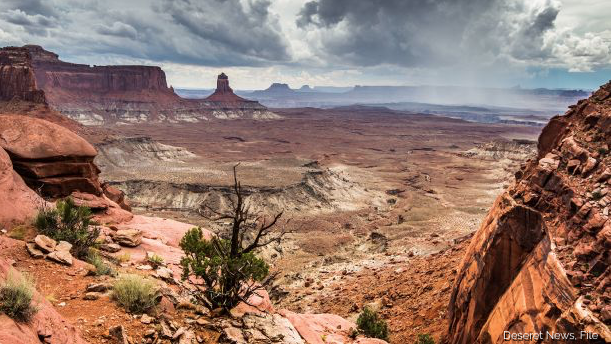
left=0, top=269, right=38, bottom=322
left=8, top=225, right=28, bottom=240
left=598, top=147, right=608, bottom=156
left=147, top=253, right=164, bottom=268
left=87, top=250, right=115, bottom=276
left=356, top=307, right=389, bottom=341
left=415, top=333, right=435, bottom=344
left=117, top=252, right=131, bottom=263
left=180, top=165, right=286, bottom=312
left=112, top=274, right=159, bottom=314
left=34, top=197, right=100, bottom=259
left=592, top=190, right=603, bottom=201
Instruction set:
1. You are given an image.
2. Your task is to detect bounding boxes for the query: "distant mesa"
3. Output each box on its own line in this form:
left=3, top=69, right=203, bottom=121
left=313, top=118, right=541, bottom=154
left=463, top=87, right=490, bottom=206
left=297, top=85, right=314, bottom=92
left=268, top=83, right=292, bottom=91
left=0, top=45, right=280, bottom=125
left=251, top=82, right=296, bottom=97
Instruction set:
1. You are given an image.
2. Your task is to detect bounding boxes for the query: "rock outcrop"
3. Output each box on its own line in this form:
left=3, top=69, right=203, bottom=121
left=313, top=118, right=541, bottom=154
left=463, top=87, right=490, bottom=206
left=0, top=46, right=46, bottom=103
left=445, top=83, right=611, bottom=343
left=0, top=145, right=43, bottom=227
left=0, top=114, right=102, bottom=198
left=0, top=45, right=279, bottom=125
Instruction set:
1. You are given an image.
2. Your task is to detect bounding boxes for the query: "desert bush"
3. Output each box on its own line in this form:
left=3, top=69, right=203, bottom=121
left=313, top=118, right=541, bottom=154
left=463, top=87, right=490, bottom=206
left=8, top=225, right=29, bottom=240
left=415, top=334, right=435, bottom=344
left=86, top=250, right=115, bottom=276
left=180, top=228, right=270, bottom=311
left=116, top=252, right=131, bottom=263
left=112, top=274, right=159, bottom=313
left=34, top=197, right=100, bottom=259
left=180, top=165, right=285, bottom=312
left=592, top=190, right=603, bottom=200
left=356, top=307, right=389, bottom=341
left=0, top=269, right=38, bottom=322
left=147, top=253, right=164, bottom=268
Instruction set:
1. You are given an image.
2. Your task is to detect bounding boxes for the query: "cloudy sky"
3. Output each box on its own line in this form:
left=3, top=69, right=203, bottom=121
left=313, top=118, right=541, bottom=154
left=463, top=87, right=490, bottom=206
left=0, top=0, right=609, bottom=90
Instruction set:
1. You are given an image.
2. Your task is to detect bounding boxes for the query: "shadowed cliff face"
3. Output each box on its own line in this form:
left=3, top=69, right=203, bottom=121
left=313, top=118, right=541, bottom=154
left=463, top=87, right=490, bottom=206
left=445, top=83, right=611, bottom=344
left=0, top=47, right=46, bottom=103
left=0, top=45, right=279, bottom=125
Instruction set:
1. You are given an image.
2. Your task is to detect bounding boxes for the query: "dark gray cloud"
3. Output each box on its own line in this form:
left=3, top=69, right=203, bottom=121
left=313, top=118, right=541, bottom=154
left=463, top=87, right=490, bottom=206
left=0, top=0, right=607, bottom=78
left=0, top=0, right=290, bottom=67
left=161, top=0, right=289, bottom=62
left=95, top=22, right=138, bottom=40
left=296, top=0, right=609, bottom=71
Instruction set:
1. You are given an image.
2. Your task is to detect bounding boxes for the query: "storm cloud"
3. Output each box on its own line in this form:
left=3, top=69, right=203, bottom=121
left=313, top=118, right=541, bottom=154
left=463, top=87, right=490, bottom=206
left=0, top=0, right=290, bottom=67
left=0, top=0, right=608, bottom=88
left=296, top=0, right=610, bottom=72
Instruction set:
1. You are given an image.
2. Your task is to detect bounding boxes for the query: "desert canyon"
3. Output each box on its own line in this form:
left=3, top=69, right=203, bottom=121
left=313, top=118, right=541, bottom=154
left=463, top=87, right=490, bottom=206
left=0, top=43, right=609, bottom=344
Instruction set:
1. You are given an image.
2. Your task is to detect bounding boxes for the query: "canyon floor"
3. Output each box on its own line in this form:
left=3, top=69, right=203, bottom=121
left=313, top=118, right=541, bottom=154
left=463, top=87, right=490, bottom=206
left=95, top=106, right=541, bottom=342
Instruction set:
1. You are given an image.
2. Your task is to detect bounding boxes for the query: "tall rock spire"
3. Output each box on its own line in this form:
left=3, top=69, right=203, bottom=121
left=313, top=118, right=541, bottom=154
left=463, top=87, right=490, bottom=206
left=206, top=72, right=245, bottom=102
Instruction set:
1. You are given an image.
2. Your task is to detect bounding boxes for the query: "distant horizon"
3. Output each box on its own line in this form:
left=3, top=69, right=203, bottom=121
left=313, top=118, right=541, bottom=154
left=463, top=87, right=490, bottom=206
left=0, top=0, right=609, bottom=90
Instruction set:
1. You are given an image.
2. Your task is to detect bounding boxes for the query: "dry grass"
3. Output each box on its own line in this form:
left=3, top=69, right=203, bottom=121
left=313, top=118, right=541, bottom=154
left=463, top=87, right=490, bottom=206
left=0, top=269, right=38, bottom=322
left=112, top=274, right=159, bottom=314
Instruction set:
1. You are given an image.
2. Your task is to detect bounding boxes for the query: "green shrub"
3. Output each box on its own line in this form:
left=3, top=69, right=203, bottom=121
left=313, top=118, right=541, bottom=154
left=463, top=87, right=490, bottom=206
left=86, top=250, right=115, bottom=276
left=0, top=269, right=38, bottom=322
left=147, top=254, right=164, bottom=268
left=356, top=307, right=389, bottom=341
left=112, top=274, right=159, bottom=313
left=180, top=227, right=269, bottom=311
left=592, top=190, right=603, bottom=201
left=34, top=197, right=100, bottom=258
left=415, top=334, right=435, bottom=344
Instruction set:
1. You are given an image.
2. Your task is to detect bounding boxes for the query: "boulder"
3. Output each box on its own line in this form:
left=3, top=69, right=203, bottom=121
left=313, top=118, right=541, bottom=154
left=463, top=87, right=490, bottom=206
left=25, top=242, right=44, bottom=258
left=0, top=114, right=102, bottom=198
left=111, top=229, right=142, bottom=247
left=99, top=243, right=121, bottom=253
left=86, top=282, right=113, bottom=293
left=102, top=183, right=131, bottom=211
left=47, top=250, right=73, bottom=265
left=34, top=234, right=56, bottom=253
left=55, top=241, right=72, bottom=252
left=279, top=310, right=387, bottom=344
left=0, top=146, right=44, bottom=227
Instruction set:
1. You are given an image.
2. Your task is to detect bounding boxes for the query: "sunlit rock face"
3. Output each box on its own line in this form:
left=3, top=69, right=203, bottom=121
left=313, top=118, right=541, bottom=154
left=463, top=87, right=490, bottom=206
left=444, top=83, right=611, bottom=344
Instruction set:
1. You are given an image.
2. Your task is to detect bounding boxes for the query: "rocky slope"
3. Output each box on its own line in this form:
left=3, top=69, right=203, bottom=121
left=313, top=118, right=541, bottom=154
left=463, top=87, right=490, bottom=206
left=445, top=83, right=611, bottom=343
left=0, top=45, right=279, bottom=125
left=0, top=102, right=385, bottom=343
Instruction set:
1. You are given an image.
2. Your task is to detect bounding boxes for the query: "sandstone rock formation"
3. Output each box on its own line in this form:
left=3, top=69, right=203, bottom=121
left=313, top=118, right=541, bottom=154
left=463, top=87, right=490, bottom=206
left=445, top=83, right=611, bottom=344
left=0, top=45, right=279, bottom=125
left=0, top=46, right=46, bottom=103
left=0, top=145, right=43, bottom=227
left=0, top=114, right=101, bottom=198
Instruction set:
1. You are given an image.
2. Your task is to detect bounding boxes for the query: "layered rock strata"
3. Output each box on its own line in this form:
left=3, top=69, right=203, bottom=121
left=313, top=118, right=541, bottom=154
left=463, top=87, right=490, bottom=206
left=445, top=83, right=611, bottom=343
left=0, top=45, right=279, bottom=125
left=0, top=46, right=46, bottom=103
left=0, top=114, right=101, bottom=198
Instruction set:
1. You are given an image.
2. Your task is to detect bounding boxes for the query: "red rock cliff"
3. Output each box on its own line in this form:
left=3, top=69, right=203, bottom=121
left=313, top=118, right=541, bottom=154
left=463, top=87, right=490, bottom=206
left=0, top=47, right=46, bottom=103
left=0, top=45, right=278, bottom=124
left=25, top=45, right=177, bottom=101
left=445, top=83, right=611, bottom=344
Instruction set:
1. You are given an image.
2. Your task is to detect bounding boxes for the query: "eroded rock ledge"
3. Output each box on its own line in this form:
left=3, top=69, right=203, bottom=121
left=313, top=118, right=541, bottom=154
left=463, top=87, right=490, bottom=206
left=445, top=83, right=611, bottom=344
